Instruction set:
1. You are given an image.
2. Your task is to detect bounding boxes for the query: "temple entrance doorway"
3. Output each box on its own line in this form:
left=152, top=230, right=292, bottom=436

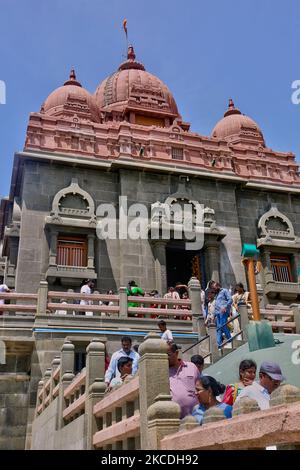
left=166, top=242, right=206, bottom=290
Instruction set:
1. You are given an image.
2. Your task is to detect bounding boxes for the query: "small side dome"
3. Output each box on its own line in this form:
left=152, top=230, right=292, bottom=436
left=42, top=70, right=99, bottom=122
left=212, top=99, right=265, bottom=146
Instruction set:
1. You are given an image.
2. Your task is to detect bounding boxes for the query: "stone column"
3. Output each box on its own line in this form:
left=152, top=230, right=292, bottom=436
left=138, top=332, right=170, bottom=449
left=238, top=304, right=249, bottom=341
left=86, top=378, right=107, bottom=450
left=50, top=356, right=60, bottom=402
left=208, top=324, right=219, bottom=363
left=57, top=372, right=74, bottom=429
left=49, top=230, right=58, bottom=266
left=36, top=281, right=48, bottom=316
left=119, top=286, right=128, bottom=318
left=152, top=241, right=167, bottom=296
left=188, top=277, right=206, bottom=337
left=60, top=339, right=75, bottom=378
left=85, top=338, right=105, bottom=390
left=147, top=394, right=180, bottom=450
left=204, top=240, right=220, bottom=283
left=270, top=384, right=300, bottom=450
left=87, top=233, right=95, bottom=269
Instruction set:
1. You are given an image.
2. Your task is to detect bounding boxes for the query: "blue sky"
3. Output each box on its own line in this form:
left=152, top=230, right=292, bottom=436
left=1, top=0, right=300, bottom=198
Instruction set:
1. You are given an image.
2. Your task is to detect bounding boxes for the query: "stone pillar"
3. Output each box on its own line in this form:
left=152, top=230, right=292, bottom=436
left=35, top=379, right=44, bottom=418
left=119, top=286, right=128, bottom=318
left=188, top=277, right=206, bottom=337
left=238, top=304, right=249, bottom=341
left=57, top=372, right=74, bottom=429
left=86, top=378, right=107, bottom=450
left=49, top=230, right=58, bottom=266
left=87, top=233, right=95, bottom=269
left=152, top=241, right=167, bottom=296
left=270, top=384, right=300, bottom=450
left=50, top=356, right=60, bottom=402
left=138, top=332, right=170, bottom=449
left=208, top=324, right=219, bottom=363
left=204, top=241, right=220, bottom=283
left=85, top=338, right=105, bottom=390
left=36, top=280, right=48, bottom=316
left=42, top=368, right=51, bottom=410
left=291, top=305, right=300, bottom=334
left=60, top=339, right=75, bottom=378
left=147, top=394, right=181, bottom=450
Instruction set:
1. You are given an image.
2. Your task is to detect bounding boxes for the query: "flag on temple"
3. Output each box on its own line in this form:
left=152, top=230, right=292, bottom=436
left=123, top=19, right=128, bottom=38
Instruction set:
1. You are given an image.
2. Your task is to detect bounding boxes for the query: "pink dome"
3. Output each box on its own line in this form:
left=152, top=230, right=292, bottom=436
left=42, top=70, right=99, bottom=122
left=212, top=99, right=264, bottom=144
left=94, top=46, right=180, bottom=118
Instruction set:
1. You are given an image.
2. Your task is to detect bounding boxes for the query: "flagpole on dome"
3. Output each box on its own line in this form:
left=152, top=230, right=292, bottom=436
left=123, top=19, right=128, bottom=56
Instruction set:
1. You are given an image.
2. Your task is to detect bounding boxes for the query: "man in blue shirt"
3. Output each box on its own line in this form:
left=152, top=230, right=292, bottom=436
left=105, top=336, right=139, bottom=386
left=213, top=282, right=232, bottom=347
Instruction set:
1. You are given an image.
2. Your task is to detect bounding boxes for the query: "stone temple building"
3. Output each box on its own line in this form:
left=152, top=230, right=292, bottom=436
left=0, top=45, right=300, bottom=449
left=1, top=45, right=300, bottom=302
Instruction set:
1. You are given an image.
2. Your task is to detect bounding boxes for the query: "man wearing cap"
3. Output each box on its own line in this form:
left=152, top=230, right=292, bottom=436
left=235, top=361, right=284, bottom=410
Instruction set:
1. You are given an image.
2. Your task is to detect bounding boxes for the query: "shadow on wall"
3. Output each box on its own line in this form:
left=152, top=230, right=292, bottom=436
left=219, top=243, right=237, bottom=289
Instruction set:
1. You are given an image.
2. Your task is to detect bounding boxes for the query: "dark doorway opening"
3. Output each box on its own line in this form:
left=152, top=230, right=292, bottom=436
left=166, top=244, right=206, bottom=289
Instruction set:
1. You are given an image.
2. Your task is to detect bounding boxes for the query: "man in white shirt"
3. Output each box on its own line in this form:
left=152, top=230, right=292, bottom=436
left=164, top=287, right=180, bottom=309
left=0, top=283, right=10, bottom=307
left=236, top=361, right=284, bottom=410
left=158, top=320, right=173, bottom=342
left=105, top=336, right=139, bottom=386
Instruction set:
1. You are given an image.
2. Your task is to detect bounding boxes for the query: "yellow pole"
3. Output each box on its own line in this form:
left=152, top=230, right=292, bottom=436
left=247, top=258, right=261, bottom=321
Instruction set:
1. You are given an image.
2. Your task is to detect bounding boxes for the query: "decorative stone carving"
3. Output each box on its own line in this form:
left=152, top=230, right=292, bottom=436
left=258, top=204, right=296, bottom=241
left=46, top=179, right=96, bottom=228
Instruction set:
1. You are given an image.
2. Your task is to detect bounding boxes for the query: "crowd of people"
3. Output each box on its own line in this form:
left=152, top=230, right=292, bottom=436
left=103, top=335, right=285, bottom=426
left=73, top=278, right=250, bottom=348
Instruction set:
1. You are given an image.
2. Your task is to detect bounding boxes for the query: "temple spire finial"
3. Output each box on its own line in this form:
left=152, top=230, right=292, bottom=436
left=224, top=97, right=241, bottom=117
left=63, top=68, right=82, bottom=87
left=127, top=44, right=136, bottom=61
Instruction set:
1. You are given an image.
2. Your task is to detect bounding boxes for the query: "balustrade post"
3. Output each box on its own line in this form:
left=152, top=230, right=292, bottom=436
left=50, top=356, right=60, bottom=402
left=147, top=394, right=180, bottom=450
left=270, top=385, right=300, bottom=450
left=188, top=277, right=206, bottom=338
left=208, top=324, right=219, bottom=363
left=37, top=280, right=48, bottom=316
left=138, top=332, right=170, bottom=449
left=35, top=379, right=44, bottom=418
left=57, top=371, right=75, bottom=429
left=291, top=305, right=300, bottom=334
left=85, top=338, right=105, bottom=390
left=119, top=286, right=128, bottom=318
left=86, top=379, right=107, bottom=450
left=60, top=339, right=75, bottom=377
left=239, top=304, right=249, bottom=341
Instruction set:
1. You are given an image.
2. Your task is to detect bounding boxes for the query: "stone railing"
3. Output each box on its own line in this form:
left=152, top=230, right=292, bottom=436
left=160, top=385, right=300, bottom=450
left=31, top=333, right=181, bottom=450
left=31, top=332, right=300, bottom=450
left=247, top=305, right=300, bottom=334
left=36, top=356, right=61, bottom=417
left=0, top=292, right=38, bottom=315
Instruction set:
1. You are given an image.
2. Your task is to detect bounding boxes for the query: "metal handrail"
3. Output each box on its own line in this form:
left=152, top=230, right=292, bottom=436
left=216, top=313, right=241, bottom=332
left=182, top=334, right=209, bottom=354
left=219, top=330, right=243, bottom=348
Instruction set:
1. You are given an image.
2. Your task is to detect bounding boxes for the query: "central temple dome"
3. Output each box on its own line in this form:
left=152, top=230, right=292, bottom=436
left=95, top=46, right=180, bottom=125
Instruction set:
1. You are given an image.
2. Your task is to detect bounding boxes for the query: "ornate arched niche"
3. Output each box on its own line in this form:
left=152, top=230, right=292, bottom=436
left=46, top=178, right=96, bottom=228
